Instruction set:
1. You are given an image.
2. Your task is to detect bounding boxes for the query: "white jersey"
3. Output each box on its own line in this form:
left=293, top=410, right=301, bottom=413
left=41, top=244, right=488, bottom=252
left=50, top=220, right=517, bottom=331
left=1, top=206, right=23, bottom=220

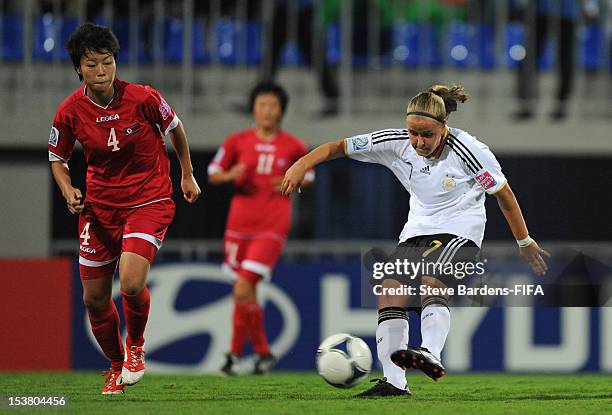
left=345, top=127, right=507, bottom=247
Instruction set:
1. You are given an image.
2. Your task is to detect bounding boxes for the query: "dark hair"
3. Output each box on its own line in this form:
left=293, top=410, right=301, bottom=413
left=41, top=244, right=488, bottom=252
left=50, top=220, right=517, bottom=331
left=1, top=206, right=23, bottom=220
left=65, top=23, right=119, bottom=81
left=249, top=82, right=289, bottom=115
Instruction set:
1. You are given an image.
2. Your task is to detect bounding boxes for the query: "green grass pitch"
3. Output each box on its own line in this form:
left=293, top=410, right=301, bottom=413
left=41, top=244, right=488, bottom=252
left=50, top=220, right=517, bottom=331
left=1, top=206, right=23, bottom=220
left=1, top=372, right=611, bottom=414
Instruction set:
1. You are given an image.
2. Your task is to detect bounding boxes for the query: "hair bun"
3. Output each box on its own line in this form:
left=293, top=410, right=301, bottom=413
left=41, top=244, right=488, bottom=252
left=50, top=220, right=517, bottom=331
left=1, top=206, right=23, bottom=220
left=428, top=84, right=468, bottom=117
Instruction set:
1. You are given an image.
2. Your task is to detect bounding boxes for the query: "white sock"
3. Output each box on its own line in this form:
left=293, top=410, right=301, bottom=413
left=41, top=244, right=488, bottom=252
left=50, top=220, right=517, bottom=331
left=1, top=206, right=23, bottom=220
left=420, top=304, right=451, bottom=361
left=376, top=318, right=408, bottom=390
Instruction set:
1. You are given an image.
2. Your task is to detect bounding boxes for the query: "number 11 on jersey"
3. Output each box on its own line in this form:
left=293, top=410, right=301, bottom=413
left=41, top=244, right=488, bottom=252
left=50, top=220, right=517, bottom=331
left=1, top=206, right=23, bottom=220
left=107, top=128, right=120, bottom=152
left=257, top=153, right=274, bottom=174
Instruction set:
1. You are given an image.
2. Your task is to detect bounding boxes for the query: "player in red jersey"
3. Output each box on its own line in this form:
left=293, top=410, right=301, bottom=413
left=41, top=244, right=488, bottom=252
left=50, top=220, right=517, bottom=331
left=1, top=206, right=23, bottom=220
left=208, top=82, right=313, bottom=375
left=48, top=23, right=201, bottom=394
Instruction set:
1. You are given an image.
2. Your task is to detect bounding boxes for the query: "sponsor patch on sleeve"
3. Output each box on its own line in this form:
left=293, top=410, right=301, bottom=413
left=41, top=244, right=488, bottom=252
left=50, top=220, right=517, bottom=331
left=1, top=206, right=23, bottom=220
left=125, top=123, right=141, bottom=136
left=49, top=126, right=59, bottom=147
left=348, top=135, right=370, bottom=153
left=475, top=170, right=497, bottom=190
left=159, top=98, right=171, bottom=120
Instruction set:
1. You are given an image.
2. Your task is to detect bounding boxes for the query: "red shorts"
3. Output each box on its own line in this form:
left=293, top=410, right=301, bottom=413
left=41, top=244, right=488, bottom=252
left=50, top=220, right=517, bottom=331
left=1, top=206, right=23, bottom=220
left=222, top=230, right=286, bottom=283
left=78, top=198, right=175, bottom=280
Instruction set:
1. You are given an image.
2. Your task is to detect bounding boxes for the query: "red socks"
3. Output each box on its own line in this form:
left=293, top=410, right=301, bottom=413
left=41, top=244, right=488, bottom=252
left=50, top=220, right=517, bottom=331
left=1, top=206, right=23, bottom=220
left=230, top=300, right=270, bottom=356
left=87, top=301, right=124, bottom=371
left=121, top=287, right=150, bottom=347
left=250, top=304, right=270, bottom=356
left=231, top=300, right=257, bottom=355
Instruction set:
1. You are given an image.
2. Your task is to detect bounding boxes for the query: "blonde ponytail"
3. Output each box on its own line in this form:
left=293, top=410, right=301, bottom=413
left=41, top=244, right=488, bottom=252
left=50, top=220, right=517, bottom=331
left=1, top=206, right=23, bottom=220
left=407, top=84, right=468, bottom=122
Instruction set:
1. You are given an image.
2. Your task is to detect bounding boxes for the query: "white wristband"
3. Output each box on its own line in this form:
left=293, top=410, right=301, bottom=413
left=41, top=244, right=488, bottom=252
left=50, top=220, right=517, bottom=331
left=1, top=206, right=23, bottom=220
left=517, top=236, right=534, bottom=248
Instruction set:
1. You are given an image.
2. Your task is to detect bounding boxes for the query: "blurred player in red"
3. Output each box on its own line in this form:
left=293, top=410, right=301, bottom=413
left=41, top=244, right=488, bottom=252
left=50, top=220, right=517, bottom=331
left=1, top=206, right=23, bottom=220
left=48, top=23, right=201, bottom=394
left=208, top=82, right=313, bottom=375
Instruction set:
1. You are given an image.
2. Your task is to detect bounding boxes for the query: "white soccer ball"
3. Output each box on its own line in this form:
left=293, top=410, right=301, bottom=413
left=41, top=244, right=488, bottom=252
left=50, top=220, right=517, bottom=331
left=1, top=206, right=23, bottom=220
left=316, top=333, right=373, bottom=388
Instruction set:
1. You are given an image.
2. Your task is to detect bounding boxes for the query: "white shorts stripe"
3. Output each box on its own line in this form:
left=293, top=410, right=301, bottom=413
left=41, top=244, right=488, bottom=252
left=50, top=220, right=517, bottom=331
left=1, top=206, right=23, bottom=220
left=79, top=255, right=119, bottom=267
left=241, top=260, right=271, bottom=280
left=128, top=197, right=171, bottom=209
left=225, top=230, right=286, bottom=244
left=123, top=232, right=162, bottom=249
left=221, top=263, right=239, bottom=279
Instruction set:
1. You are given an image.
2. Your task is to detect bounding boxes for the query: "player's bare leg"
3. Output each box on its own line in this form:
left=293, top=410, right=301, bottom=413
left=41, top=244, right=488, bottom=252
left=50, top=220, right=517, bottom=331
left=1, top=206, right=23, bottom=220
left=391, top=276, right=448, bottom=381
left=119, top=252, right=151, bottom=386
left=355, top=279, right=410, bottom=398
left=82, top=275, right=125, bottom=394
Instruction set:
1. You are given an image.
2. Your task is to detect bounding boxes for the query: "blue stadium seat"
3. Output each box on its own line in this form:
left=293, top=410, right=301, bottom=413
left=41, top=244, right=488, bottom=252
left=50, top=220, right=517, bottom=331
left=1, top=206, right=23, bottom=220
left=581, top=24, right=603, bottom=71
left=214, top=19, right=261, bottom=66
left=505, top=22, right=525, bottom=68
left=423, top=23, right=443, bottom=68
left=392, top=22, right=421, bottom=67
left=447, top=21, right=471, bottom=68
left=112, top=18, right=130, bottom=62
left=325, top=23, right=379, bottom=68
left=33, top=13, right=56, bottom=61
left=279, top=41, right=304, bottom=66
left=474, top=23, right=496, bottom=70
left=325, top=23, right=341, bottom=65
left=164, top=18, right=209, bottom=64
left=392, top=23, right=441, bottom=68
left=537, top=36, right=554, bottom=70
left=216, top=19, right=238, bottom=65
left=60, top=17, right=79, bottom=62
left=2, top=15, right=24, bottom=60
left=193, top=20, right=209, bottom=64
left=244, top=20, right=261, bottom=66
left=103, top=17, right=157, bottom=64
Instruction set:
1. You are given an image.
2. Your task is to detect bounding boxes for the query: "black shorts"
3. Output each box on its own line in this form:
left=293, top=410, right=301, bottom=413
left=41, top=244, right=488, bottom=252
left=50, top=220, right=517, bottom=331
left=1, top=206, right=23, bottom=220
left=370, top=233, right=480, bottom=289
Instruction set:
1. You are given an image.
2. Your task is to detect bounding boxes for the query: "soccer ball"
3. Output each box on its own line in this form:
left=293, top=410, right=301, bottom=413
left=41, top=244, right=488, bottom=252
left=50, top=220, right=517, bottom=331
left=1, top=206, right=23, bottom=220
left=316, top=333, right=373, bottom=388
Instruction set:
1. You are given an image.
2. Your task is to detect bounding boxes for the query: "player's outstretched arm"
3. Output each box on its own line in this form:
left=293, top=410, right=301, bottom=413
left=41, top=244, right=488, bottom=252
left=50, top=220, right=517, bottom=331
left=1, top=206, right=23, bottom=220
left=50, top=161, right=84, bottom=214
left=493, top=182, right=550, bottom=276
left=281, top=139, right=346, bottom=195
left=168, top=121, right=201, bottom=203
left=208, top=164, right=247, bottom=185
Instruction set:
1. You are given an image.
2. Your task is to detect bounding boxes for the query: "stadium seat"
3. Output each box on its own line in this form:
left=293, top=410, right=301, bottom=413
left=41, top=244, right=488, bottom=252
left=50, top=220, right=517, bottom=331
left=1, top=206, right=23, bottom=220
left=324, top=23, right=369, bottom=68
left=1, top=15, right=24, bottom=60
left=60, top=17, right=79, bottom=62
left=447, top=21, right=471, bottom=69
left=279, top=41, right=304, bottom=67
left=244, top=20, right=262, bottom=66
left=325, top=23, right=341, bottom=65
left=33, top=13, right=56, bottom=61
left=164, top=18, right=209, bottom=64
left=504, top=22, right=525, bottom=68
left=423, top=23, right=443, bottom=68
left=216, top=19, right=238, bottom=65
left=474, top=23, right=496, bottom=70
left=113, top=17, right=130, bottom=63
left=537, top=36, right=554, bottom=70
left=581, top=23, right=603, bottom=71
left=215, top=19, right=262, bottom=66
left=392, top=22, right=442, bottom=68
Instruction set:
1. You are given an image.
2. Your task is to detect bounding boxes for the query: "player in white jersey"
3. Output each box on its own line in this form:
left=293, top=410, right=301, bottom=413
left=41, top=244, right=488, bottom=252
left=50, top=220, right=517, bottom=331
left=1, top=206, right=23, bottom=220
left=281, top=84, right=550, bottom=397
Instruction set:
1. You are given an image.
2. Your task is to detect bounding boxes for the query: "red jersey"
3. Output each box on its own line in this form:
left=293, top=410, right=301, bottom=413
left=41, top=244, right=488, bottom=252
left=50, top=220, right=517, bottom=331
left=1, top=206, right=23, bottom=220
left=208, top=129, right=312, bottom=236
left=48, top=79, right=178, bottom=208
